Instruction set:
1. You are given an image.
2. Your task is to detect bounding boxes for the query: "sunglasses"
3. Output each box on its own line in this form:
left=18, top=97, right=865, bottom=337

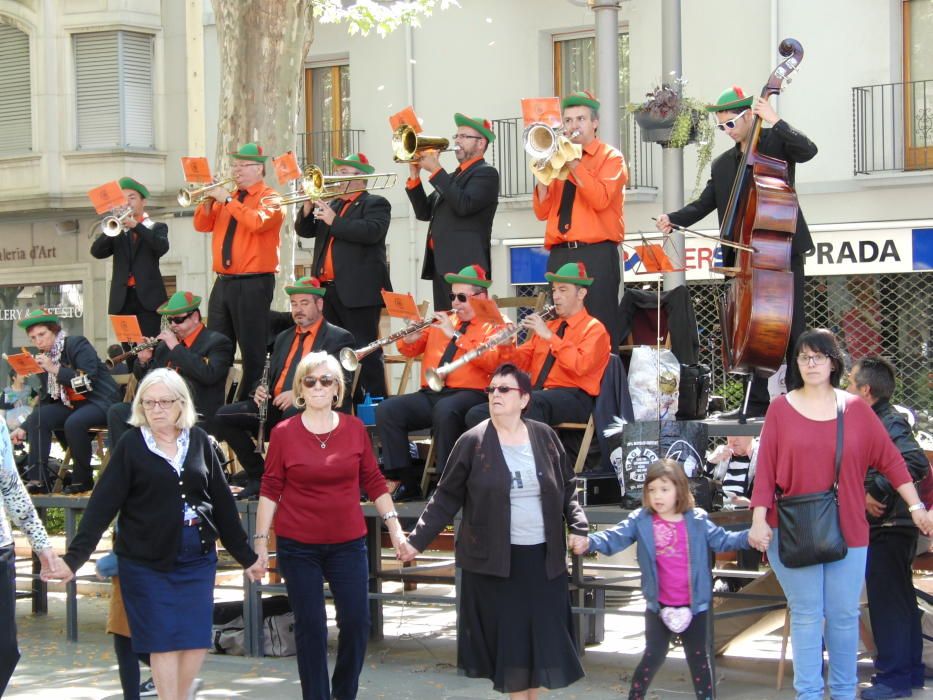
left=715, top=109, right=749, bottom=131
left=167, top=311, right=195, bottom=325
left=484, top=386, right=520, bottom=395
left=448, top=292, right=475, bottom=303
left=302, top=374, right=337, bottom=388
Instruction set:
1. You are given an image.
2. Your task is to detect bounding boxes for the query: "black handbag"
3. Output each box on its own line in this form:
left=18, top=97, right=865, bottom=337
left=775, top=392, right=848, bottom=568
left=676, top=363, right=711, bottom=420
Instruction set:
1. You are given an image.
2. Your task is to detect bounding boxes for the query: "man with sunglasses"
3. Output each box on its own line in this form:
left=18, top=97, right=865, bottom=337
left=106, top=291, right=234, bottom=447
left=375, top=265, right=506, bottom=501
left=534, top=91, right=628, bottom=350
left=465, top=262, right=611, bottom=429
left=407, top=114, right=499, bottom=311
left=656, top=86, right=818, bottom=418
left=211, top=276, right=355, bottom=499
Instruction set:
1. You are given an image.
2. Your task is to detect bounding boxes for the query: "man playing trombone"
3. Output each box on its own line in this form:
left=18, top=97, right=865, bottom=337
left=406, top=114, right=499, bottom=311
left=193, top=142, right=284, bottom=393
left=375, top=265, right=505, bottom=501
left=295, top=152, right=392, bottom=400
left=534, top=91, right=628, bottom=349
left=90, top=177, right=168, bottom=341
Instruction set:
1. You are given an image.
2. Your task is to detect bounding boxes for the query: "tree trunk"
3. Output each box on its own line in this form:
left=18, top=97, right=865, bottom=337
left=211, top=0, right=315, bottom=307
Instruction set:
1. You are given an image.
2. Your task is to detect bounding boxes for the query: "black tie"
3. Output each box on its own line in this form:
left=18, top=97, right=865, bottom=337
left=438, top=322, right=470, bottom=368
left=281, top=332, right=312, bottom=393
left=557, top=180, right=576, bottom=234
left=221, top=189, right=248, bottom=268
left=533, top=320, right=568, bottom=389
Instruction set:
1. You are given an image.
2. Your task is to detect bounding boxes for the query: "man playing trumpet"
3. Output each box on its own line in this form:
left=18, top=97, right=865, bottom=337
left=375, top=265, right=506, bottom=501
left=193, top=142, right=284, bottom=393
left=295, top=153, right=392, bottom=400
left=90, top=177, right=168, bottom=341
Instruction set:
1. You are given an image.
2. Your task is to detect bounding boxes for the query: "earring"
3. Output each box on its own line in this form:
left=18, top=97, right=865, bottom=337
left=295, top=395, right=306, bottom=408
left=331, top=394, right=338, bottom=406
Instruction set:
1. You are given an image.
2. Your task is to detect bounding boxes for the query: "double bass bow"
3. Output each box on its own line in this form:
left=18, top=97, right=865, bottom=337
left=718, top=38, right=804, bottom=377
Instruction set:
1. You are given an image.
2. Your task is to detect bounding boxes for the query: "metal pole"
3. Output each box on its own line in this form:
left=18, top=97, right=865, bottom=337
left=590, top=0, right=621, bottom=150
left=661, top=0, right=686, bottom=291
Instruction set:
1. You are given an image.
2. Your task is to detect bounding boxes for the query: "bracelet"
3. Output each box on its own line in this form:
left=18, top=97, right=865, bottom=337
left=382, top=511, right=399, bottom=522
left=908, top=503, right=926, bottom=513
left=253, top=533, right=269, bottom=540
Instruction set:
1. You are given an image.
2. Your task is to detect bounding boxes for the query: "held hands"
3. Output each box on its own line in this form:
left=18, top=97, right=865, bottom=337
left=751, top=96, right=780, bottom=126
left=747, top=520, right=772, bottom=552
left=246, top=546, right=267, bottom=583
left=10, top=428, right=25, bottom=444
left=396, top=539, right=420, bottom=563
left=568, top=534, right=589, bottom=556
left=655, top=214, right=674, bottom=234
left=387, top=527, right=405, bottom=558
left=911, top=507, right=933, bottom=537
left=39, top=549, right=74, bottom=583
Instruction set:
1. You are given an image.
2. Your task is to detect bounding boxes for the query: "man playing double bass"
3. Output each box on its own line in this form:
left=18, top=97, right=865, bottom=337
left=656, top=86, right=817, bottom=418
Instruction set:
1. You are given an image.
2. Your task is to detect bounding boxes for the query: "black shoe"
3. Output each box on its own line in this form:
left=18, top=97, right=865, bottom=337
left=715, top=402, right=769, bottom=420
left=26, top=481, right=49, bottom=494
left=63, top=482, right=93, bottom=495
left=235, top=479, right=261, bottom=500
left=392, top=483, right=422, bottom=502
left=229, top=471, right=249, bottom=487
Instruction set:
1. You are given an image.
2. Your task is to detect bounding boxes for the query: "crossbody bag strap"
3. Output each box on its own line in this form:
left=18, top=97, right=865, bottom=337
left=832, top=390, right=845, bottom=490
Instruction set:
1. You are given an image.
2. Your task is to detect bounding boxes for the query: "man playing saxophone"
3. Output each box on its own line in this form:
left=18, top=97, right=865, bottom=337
left=375, top=265, right=508, bottom=501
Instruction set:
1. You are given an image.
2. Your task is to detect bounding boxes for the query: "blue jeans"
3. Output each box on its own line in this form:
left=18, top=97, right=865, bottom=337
left=768, top=528, right=867, bottom=700
left=277, top=536, right=370, bottom=700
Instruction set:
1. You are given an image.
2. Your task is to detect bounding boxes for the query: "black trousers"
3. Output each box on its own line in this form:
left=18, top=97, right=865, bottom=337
left=548, top=241, right=623, bottom=350
left=24, top=400, right=108, bottom=486
left=211, top=399, right=296, bottom=478
left=120, top=285, right=163, bottom=338
left=322, top=290, right=386, bottom=399
left=866, top=526, right=923, bottom=691
left=465, top=387, right=594, bottom=428
left=0, top=546, right=19, bottom=696
left=207, top=274, right=274, bottom=396
left=375, top=388, right=485, bottom=485
left=113, top=632, right=150, bottom=700
left=629, top=610, right=712, bottom=700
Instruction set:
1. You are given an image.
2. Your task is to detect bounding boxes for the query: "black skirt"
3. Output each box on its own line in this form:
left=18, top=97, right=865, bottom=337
left=458, top=543, right=584, bottom=693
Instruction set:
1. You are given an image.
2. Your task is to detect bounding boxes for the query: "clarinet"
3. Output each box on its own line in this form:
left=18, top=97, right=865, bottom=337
left=255, top=354, right=272, bottom=454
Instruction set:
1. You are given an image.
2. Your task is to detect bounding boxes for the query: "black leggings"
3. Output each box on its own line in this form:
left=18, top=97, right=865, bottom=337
left=628, top=610, right=713, bottom=700
left=113, top=633, right=150, bottom=699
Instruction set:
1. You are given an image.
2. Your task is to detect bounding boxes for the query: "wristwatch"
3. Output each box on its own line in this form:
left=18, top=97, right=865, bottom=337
left=908, top=502, right=926, bottom=513
left=382, top=511, right=399, bottom=522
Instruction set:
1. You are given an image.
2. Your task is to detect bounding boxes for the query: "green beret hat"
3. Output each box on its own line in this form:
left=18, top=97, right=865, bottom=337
left=444, top=264, right=492, bottom=288
left=707, top=86, right=754, bottom=113
left=18, top=308, right=60, bottom=330
left=119, top=177, right=149, bottom=199
left=332, top=152, right=375, bottom=175
left=545, top=261, right=594, bottom=287
left=285, top=276, right=326, bottom=297
left=453, top=113, right=495, bottom=143
left=157, top=291, right=201, bottom=315
left=562, top=90, right=600, bottom=112
left=228, top=142, right=268, bottom=162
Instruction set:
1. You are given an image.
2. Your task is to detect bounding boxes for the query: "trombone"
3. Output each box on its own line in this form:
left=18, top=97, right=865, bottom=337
left=426, top=305, right=557, bottom=392
left=177, top=178, right=236, bottom=207
left=100, top=206, right=133, bottom=236
left=392, top=124, right=454, bottom=163
left=261, top=165, right=398, bottom=210
left=339, top=315, right=435, bottom=372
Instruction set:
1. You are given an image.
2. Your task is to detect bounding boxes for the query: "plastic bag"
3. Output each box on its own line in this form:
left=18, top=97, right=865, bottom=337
left=628, top=346, right=681, bottom=421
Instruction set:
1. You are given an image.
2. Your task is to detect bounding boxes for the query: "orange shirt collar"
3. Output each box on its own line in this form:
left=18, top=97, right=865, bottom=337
left=298, top=317, right=324, bottom=339
left=582, top=138, right=602, bottom=157
left=181, top=323, right=205, bottom=348
left=342, top=190, right=364, bottom=204
left=457, top=155, right=484, bottom=172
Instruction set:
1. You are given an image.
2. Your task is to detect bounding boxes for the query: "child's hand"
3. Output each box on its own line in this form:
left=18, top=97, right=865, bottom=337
left=748, top=521, right=771, bottom=552
left=568, top=534, right=589, bottom=556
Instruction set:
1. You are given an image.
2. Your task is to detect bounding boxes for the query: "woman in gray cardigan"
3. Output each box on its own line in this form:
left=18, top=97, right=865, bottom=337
left=399, top=363, right=588, bottom=700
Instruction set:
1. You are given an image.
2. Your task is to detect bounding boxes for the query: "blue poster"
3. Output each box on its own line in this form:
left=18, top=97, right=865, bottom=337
left=509, top=245, right=549, bottom=285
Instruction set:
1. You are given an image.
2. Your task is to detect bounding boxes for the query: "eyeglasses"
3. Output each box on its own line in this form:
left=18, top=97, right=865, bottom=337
left=167, top=311, right=195, bottom=325
left=484, top=386, right=520, bottom=395
left=141, top=398, right=179, bottom=410
left=715, top=110, right=749, bottom=131
left=302, top=374, right=337, bottom=388
left=448, top=292, right=475, bottom=303
left=451, top=134, right=484, bottom=141
left=797, top=353, right=830, bottom=366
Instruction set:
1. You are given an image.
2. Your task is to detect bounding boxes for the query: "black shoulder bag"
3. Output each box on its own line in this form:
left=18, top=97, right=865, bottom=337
left=775, top=391, right=848, bottom=568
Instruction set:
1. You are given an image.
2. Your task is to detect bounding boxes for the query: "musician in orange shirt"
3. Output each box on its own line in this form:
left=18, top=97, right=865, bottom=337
left=466, top=262, right=611, bottom=429
left=375, top=265, right=504, bottom=501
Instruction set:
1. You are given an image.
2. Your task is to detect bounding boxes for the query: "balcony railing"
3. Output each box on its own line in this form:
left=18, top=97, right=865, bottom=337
left=853, top=79, right=933, bottom=174
left=296, top=129, right=365, bottom=168
left=489, top=114, right=658, bottom=198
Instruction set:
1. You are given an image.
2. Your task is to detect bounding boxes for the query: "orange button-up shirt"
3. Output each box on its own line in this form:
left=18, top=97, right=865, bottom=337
left=272, top=319, right=322, bottom=396
left=533, top=138, right=628, bottom=249
left=319, top=190, right=363, bottom=282
left=396, top=314, right=503, bottom=390
left=193, top=180, right=284, bottom=274
left=180, top=323, right=205, bottom=348
left=497, top=308, right=610, bottom=396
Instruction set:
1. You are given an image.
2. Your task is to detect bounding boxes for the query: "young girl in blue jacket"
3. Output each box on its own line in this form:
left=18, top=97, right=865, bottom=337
left=582, top=459, right=761, bottom=700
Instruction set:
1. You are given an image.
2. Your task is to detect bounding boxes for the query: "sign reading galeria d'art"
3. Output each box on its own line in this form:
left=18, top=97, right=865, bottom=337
left=0, top=244, right=59, bottom=262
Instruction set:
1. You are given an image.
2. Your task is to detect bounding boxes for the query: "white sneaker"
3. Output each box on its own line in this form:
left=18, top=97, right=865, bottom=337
left=186, top=677, right=203, bottom=699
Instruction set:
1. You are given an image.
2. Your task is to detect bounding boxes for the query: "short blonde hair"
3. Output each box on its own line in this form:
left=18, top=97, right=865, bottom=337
left=292, top=351, right=345, bottom=408
left=129, top=368, right=198, bottom=429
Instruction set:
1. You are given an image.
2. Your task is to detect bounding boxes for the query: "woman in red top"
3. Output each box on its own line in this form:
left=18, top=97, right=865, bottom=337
left=253, top=351, right=404, bottom=700
left=749, top=329, right=933, bottom=700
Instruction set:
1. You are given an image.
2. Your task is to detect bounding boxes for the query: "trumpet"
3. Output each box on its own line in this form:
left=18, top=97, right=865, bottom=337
left=392, top=124, right=454, bottom=163
left=339, top=316, right=436, bottom=372
left=260, top=165, right=398, bottom=210
left=100, top=207, right=133, bottom=236
left=105, top=337, right=161, bottom=369
left=177, top=178, right=236, bottom=207
left=426, top=305, right=557, bottom=392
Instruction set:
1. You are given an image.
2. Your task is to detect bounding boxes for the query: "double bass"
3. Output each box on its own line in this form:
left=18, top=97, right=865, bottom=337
left=719, top=39, right=804, bottom=379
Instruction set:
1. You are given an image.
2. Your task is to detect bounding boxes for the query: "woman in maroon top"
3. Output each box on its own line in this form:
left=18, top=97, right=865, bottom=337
left=253, top=351, right=404, bottom=700
left=749, top=329, right=933, bottom=700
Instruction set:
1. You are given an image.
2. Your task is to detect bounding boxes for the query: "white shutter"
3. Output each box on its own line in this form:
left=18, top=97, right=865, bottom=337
left=74, top=32, right=121, bottom=148
left=0, top=23, right=33, bottom=155
left=121, top=32, right=154, bottom=148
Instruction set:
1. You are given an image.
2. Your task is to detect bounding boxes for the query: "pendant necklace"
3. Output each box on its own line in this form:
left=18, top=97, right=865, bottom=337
left=308, top=412, right=337, bottom=449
